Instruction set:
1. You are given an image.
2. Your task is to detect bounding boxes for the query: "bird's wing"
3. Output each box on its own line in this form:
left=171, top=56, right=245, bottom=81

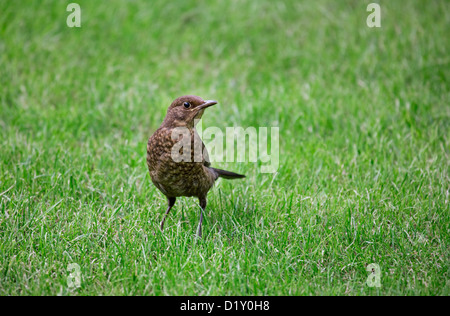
left=202, top=140, right=211, bottom=167
left=192, top=129, right=211, bottom=167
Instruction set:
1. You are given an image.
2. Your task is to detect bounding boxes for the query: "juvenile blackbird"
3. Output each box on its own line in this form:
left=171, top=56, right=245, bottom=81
left=147, top=95, right=245, bottom=237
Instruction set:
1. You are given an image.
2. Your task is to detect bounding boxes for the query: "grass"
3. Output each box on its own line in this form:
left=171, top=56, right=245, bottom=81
left=0, top=0, right=449, bottom=295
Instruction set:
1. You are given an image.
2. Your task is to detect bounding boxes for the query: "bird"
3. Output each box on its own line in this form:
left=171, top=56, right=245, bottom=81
left=147, top=95, right=245, bottom=237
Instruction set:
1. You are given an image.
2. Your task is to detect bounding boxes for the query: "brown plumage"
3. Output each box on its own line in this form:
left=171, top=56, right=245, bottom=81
left=147, top=95, right=245, bottom=237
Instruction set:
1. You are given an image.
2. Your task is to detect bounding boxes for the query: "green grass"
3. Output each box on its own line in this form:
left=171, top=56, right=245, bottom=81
left=0, top=0, right=449, bottom=295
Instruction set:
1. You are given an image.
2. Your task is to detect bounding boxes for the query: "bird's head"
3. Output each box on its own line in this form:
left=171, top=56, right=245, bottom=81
left=162, top=95, right=217, bottom=128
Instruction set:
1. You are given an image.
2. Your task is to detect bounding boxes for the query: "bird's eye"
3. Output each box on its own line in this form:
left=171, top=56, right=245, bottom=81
left=183, top=102, right=191, bottom=108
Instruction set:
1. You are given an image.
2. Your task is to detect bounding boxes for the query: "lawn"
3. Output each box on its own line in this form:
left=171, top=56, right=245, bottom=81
left=0, top=0, right=449, bottom=295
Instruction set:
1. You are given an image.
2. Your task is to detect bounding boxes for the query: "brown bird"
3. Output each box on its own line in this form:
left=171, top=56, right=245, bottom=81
left=147, top=95, right=245, bottom=237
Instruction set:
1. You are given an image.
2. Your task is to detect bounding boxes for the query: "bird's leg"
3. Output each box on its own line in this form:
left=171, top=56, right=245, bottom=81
left=197, top=197, right=207, bottom=238
left=160, top=197, right=176, bottom=231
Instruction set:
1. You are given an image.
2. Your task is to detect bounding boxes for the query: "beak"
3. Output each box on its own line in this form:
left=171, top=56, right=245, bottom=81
left=195, top=100, right=217, bottom=111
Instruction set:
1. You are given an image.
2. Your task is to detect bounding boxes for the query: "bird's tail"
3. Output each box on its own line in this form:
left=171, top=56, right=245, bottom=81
left=212, top=168, right=245, bottom=180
